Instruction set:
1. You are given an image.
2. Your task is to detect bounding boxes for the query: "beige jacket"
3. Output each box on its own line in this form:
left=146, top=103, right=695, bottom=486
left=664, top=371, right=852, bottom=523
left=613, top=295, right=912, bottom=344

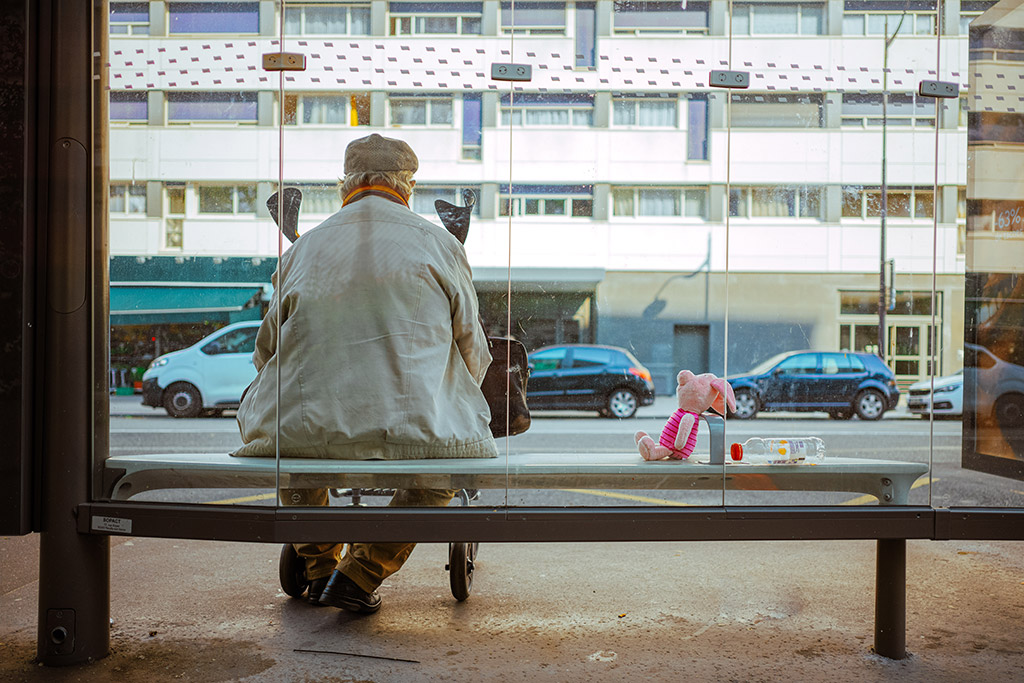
left=234, top=195, right=498, bottom=460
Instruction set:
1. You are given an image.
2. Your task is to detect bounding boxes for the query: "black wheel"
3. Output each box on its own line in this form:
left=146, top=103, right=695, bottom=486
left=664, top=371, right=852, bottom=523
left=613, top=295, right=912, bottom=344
left=163, top=382, right=203, bottom=418
left=605, top=388, right=638, bottom=419
left=828, top=409, right=853, bottom=420
left=854, top=389, right=886, bottom=421
left=448, top=542, right=475, bottom=601
left=994, top=394, right=1024, bottom=430
left=731, top=389, right=758, bottom=419
left=279, top=544, right=309, bottom=599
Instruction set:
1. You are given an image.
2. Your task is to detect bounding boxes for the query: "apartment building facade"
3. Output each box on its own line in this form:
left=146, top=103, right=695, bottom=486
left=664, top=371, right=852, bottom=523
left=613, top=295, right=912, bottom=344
left=107, top=0, right=986, bottom=391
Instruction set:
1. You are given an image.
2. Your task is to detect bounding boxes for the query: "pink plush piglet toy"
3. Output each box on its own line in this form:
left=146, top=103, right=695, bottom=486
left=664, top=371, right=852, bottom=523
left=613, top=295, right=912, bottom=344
left=635, top=370, right=736, bottom=461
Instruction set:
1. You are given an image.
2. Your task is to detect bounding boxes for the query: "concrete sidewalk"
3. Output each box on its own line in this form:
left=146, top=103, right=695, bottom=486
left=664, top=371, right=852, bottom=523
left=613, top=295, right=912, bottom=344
left=2, top=533, right=1023, bottom=681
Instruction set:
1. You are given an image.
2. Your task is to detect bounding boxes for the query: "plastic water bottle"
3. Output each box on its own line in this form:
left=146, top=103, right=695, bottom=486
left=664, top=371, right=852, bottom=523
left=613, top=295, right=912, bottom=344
left=729, top=437, right=826, bottom=464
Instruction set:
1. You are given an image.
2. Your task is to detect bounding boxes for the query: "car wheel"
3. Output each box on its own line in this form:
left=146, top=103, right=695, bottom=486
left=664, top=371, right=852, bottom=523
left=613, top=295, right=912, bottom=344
left=731, top=389, right=758, bottom=419
left=605, top=388, right=638, bottom=419
left=854, top=389, right=886, bottom=421
left=828, top=409, right=853, bottom=420
left=993, top=394, right=1024, bottom=430
left=163, top=382, right=203, bottom=418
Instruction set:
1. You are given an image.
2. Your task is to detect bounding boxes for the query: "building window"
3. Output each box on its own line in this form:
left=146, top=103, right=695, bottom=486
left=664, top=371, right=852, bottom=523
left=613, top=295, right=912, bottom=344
left=110, top=91, right=148, bottom=122
left=840, top=290, right=939, bottom=316
left=167, top=92, right=258, bottom=123
left=412, top=185, right=482, bottom=216
left=841, top=93, right=936, bottom=127
left=960, top=1, right=998, bottom=34
left=612, top=95, right=677, bottom=127
left=731, top=3, right=824, bottom=35
left=729, top=186, right=822, bottom=218
left=968, top=111, right=1024, bottom=145
left=613, top=0, right=708, bottom=34
left=843, top=1, right=936, bottom=36
left=500, top=93, right=594, bottom=127
left=110, top=183, right=147, bottom=214
left=291, top=184, right=341, bottom=214
left=462, top=93, right=483, bottom=160
left=389, top=2, right=483, bottom=35
left=283, top=93, right=369, bottom=125
left=165, top=184, right=185, bottom=250
left=576, top=2, right=596, bottom=68
left=613, top=187, right=707, bottom=218
left=730, top=93, right=823, bottom=128
left=110, top=2, right=150, bottom=35
left=688, top=95, right=709, bottom=161
left=841, top=186, right=934, bottom=219
left=198, top=185, right=258, bottom=214
left=499, top=185, right=594, bottom=217
left=389, top=94, right=454, bottom=126
left=168, top=2, right=260, bottom=34
left=285, top=3, right=371, bottom=35
left=501, top=1, right=566, bottom=34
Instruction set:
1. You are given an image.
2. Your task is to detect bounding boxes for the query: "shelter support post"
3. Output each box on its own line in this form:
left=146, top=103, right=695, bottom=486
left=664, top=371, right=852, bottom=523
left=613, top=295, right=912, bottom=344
left=873, top=538, right=907, bottom=659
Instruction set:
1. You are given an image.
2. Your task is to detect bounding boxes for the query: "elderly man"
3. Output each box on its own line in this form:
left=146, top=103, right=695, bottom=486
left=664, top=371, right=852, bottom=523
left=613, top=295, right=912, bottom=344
left=235, top=133, right=497, bottom=613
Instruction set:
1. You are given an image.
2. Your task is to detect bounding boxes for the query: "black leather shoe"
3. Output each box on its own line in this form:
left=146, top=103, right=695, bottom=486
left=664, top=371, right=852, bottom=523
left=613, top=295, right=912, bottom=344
left=306, top=576, right=330, bottom=606
left=318, top=570, right=382, bottom=614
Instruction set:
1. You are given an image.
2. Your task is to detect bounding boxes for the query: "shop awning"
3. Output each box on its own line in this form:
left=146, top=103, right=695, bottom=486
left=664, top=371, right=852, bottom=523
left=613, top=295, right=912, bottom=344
left=110, top=285, right=264, bottom=325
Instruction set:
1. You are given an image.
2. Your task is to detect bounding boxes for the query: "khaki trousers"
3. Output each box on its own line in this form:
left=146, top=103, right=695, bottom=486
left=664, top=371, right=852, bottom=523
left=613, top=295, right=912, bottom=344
left=280, top=487, right=458, bottom=593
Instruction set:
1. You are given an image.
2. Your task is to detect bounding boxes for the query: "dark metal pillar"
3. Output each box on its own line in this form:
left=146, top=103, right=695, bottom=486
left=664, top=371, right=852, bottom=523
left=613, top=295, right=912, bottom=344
left=36, top=0, right=110, bottom=665
left=873, top=539, right=907, bottom=659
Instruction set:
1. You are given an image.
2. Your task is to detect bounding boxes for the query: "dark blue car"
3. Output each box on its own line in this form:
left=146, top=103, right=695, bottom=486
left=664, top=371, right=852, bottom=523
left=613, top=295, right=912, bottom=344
left=727, top=350, right=900, bottom=420
left=526, top=344, right=656, bottom=419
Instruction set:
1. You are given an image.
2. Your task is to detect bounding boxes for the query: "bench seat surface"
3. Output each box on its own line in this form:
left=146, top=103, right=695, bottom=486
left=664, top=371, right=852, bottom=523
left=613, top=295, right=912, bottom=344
left=105, top=452, right=928, bottom=505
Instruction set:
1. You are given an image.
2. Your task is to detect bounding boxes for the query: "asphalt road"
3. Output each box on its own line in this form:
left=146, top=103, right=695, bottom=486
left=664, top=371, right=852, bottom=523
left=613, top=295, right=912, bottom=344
left=110, top=396, right=1024, bottom=509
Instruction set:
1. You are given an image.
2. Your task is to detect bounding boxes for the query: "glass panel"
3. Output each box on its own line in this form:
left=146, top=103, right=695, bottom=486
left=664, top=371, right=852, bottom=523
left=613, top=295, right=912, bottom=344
left=96, top=0, right=988, bottom=523
left=105, top=0, right=274, bottom=510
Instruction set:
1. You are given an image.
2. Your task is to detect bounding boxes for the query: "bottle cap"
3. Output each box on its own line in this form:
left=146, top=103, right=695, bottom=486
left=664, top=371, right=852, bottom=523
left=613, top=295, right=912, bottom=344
left=730, top=442, right=743, bottom=461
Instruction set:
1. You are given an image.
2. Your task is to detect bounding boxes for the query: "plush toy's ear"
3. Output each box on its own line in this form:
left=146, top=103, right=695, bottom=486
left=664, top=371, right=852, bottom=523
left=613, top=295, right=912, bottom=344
left=676, top=369, right=695, bottom=385
left=709, top=377, right=736, bottom=414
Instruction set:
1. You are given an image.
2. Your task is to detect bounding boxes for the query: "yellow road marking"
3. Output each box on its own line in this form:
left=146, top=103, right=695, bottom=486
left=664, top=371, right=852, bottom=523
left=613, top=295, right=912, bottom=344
left=210, top=492, right=277, bottom=505
left=840, top=477, right=938, bottom=506
left=564, top=477, right=939, bottom=508
left=561, top=489, right=691, bottom=506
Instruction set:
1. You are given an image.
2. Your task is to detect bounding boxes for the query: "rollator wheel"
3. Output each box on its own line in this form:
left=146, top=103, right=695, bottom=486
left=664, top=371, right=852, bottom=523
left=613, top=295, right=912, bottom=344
left=448, top=542, right=475, bottom=602
left=279, top=544, right=309, bottom=599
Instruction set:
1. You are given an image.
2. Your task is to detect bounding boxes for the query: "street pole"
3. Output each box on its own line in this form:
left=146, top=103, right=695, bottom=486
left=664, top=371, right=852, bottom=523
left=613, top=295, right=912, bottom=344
left=879, top=14, right=906, bottom=362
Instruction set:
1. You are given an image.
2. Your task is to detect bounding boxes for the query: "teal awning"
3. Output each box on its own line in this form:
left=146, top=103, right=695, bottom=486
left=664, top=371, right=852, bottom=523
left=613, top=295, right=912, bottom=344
left=110, top=286, right=263, bottom=326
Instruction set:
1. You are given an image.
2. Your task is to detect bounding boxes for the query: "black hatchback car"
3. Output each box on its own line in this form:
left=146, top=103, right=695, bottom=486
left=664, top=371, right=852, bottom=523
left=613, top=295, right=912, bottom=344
left=526, top=344, right=656, bottom=418
left=727, top=350, right=900, bottom=420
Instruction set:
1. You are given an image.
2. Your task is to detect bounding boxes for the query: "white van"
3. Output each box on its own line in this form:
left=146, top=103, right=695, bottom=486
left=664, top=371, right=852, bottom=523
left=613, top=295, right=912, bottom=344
left=141, top=320, right=260, bottom=418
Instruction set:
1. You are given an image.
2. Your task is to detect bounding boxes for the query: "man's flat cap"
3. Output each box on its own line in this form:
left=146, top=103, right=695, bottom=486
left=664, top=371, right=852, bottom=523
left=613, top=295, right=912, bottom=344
left=344, top=134, right=418, bottom=174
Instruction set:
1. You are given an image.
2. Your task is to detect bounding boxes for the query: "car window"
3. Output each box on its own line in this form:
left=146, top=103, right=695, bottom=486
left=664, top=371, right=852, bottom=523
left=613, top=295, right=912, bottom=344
left=570, top=348, right=613, bottom=368
left=823, top=353, right=865, bottom=374
left=775, top=353, right=818, bottom=375
left=202, top=327, right=258, bottom=355
left=529, top=347, right=568, bottom=371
